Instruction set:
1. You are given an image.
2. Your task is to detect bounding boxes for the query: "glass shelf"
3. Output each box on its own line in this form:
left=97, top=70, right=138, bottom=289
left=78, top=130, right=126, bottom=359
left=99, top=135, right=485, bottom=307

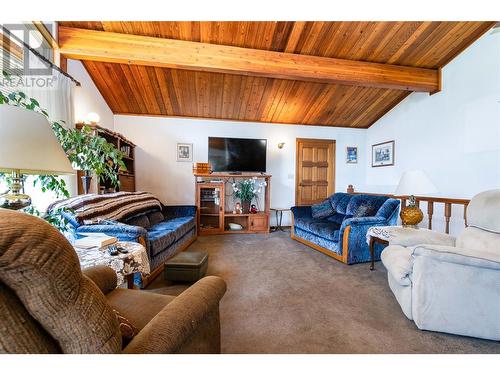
left=199, top=187, right=222, bottom=231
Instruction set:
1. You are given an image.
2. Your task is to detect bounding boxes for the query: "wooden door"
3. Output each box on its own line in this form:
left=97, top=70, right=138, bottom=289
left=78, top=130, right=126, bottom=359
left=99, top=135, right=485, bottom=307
left=295, top=139, right=335, bottom=205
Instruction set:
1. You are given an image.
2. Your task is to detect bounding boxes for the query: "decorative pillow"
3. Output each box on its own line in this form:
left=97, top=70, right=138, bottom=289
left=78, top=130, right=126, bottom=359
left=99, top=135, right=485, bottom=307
left=347, top=195, right=388, bottom=217
left=125, top=215, right=151, bottom=229
left=353, top=205, right=378, bottom=217
left=311, top=199, right=335, bottom=219
left=329, top=193, right=352, bottom=215
left=147, top=210, right=165, bottom=226
left=113, top=309, right=138, bottom=348
left=0, top=210, right=122, bottom=354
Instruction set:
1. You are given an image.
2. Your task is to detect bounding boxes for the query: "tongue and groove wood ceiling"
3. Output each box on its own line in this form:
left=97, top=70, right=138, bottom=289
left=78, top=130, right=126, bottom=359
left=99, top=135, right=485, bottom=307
left=58, top=21, right=495, bottom=128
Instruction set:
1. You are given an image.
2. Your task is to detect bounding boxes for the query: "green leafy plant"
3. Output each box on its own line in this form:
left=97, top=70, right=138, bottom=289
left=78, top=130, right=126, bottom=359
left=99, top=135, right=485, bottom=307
left=0, top=172, right=13, bottom=190
left=54, top=123, right=126, bottom=187
left=0, top=70, right=126, bottom=229
left=23, top=206, right=74, bottom=232
left=232, top=178, right=267, bottom=202
left=33, top=175, right=70, bottom=198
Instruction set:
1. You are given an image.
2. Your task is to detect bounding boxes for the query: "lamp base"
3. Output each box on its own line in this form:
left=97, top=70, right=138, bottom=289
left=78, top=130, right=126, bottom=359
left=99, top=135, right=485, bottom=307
left=401, top=223, right=420, bottom=229
left=0, top=192, right=31, bottom=210
left=0, top=170, right=31, bottom=210
left=400, top=204, right=423, bottom=228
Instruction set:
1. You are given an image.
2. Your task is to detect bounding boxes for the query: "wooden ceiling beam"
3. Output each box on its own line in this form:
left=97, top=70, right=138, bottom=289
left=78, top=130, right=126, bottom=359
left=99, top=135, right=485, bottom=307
left=59, top=26, right=439, bottom=92
left=33, top=21, right=59, bottom=50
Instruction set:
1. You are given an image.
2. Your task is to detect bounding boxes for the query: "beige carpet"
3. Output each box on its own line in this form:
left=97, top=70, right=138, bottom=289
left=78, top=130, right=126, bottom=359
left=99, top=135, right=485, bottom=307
left=147, top=231, right=500, bottom=353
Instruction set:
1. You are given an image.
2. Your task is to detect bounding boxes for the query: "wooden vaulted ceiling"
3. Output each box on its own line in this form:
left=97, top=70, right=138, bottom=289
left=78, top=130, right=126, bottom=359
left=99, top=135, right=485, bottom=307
left=58, top=21, right=495, bottom=128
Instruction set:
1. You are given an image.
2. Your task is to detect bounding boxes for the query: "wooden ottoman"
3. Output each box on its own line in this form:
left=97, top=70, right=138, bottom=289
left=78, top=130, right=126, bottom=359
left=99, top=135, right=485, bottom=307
left=164, top=251, right=208, bottom=282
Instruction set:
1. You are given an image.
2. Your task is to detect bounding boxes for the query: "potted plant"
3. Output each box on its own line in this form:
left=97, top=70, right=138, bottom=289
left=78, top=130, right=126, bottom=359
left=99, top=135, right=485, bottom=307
left=54, top=124, right=126, bottom=194
left=232, top=178, right=267, bottom=213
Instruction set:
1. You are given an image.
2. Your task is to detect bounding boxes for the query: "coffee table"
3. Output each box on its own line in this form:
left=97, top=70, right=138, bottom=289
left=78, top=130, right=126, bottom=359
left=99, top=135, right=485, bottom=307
left=73, top=241, right=150, bottom=289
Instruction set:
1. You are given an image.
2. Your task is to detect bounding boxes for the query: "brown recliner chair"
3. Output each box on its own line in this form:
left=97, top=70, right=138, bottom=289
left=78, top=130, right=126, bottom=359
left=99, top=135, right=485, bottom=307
left=0, top=209, right=226, bottom=354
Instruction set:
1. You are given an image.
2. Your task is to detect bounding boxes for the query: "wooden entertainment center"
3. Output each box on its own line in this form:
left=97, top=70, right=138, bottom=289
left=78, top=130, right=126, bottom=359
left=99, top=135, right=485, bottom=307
left=194, top=173, right=271, bottom=235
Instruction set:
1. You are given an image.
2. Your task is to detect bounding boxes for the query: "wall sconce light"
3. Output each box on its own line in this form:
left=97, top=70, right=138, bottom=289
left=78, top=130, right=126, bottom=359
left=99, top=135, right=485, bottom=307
left=86, top=112, right=100, bottom=124
left=278, top=142, right=285, bottom=149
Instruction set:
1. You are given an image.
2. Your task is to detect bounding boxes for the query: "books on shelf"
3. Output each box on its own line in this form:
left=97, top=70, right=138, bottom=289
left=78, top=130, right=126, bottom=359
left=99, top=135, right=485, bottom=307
left=74, top=233, right=118, bottom=249
left=120, top=145, right=132, bottom=157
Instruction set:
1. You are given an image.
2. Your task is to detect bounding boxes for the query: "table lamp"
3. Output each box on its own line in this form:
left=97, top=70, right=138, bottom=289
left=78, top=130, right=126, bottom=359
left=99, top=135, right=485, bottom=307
left=0, top=105, right=74, bottom=210
left=394, top=170, right=438, bottom=228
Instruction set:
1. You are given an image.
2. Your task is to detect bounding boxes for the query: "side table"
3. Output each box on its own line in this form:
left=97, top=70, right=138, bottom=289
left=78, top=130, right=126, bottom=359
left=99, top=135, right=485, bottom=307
left=366, top=226, right=451, bottom=271
left=73, top=241, right=151, bottom=289
left=270, top=208, right=291, bottom=232
left=366, top=226, right=398, bottom=271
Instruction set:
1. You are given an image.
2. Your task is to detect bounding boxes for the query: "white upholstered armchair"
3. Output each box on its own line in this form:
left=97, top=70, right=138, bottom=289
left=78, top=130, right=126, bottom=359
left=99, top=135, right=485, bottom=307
left=381, top=189, right=500, bottom=341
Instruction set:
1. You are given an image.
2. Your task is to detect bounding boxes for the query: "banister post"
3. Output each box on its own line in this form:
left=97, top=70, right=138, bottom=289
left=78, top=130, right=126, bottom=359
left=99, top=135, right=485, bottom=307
left=427, top=201, right=434, bottom=230
left=464, top=203, right=468, bottom=227
left=444, top=203, right=452, bottom=234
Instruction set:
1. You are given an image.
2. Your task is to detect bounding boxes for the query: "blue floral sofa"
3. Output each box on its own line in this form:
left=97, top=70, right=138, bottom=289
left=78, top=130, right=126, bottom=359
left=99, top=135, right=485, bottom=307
left=50, top=192, right=197, bottom=287
left=291, top=193, right=400, bottom=264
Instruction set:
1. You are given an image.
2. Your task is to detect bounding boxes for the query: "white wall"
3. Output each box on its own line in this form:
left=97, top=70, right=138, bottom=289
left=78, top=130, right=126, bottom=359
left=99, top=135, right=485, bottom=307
left=68, top=59, right=114, bottom=130
left=114, top=116, right=366, bottom=225
left=365, top=31, right=500, bottom=234
left=70, top=31, right=498, bottom=232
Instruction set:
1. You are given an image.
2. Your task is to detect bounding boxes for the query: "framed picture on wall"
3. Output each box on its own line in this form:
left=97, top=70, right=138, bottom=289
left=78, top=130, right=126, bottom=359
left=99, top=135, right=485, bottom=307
left=372, top=140, right=395, bottom=167
left=346, top=147, right=358, bottom=164
left=177, top=143, right=193, bottom=162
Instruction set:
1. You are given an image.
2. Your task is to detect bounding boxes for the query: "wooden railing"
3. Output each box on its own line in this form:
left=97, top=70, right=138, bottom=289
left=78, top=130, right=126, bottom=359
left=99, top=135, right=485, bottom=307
left=346, top=185, right=470, bottom=234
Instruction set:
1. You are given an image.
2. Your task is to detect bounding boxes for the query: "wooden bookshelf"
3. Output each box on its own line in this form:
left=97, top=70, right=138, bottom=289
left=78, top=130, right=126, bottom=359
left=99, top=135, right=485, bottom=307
left=76, top=123, right=136, bottom=195
left=194, top=173, right=271, bottom=235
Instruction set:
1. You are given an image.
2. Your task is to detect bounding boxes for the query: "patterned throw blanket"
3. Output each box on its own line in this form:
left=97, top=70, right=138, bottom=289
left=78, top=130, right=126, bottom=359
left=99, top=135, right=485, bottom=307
left=48, top=191, right=162, bottom=224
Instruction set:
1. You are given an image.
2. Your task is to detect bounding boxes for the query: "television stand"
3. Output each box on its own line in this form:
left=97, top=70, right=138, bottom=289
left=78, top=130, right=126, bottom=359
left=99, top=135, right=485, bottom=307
left=194, top=172, right=271, bottom=235
left=228, top=172, right=243, bottom=175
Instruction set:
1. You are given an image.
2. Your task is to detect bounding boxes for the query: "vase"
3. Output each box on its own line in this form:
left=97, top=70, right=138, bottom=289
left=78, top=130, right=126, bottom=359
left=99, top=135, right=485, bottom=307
left=81, top=172, right=92, bottom=195
left=242, top=200, right=251, bottom=214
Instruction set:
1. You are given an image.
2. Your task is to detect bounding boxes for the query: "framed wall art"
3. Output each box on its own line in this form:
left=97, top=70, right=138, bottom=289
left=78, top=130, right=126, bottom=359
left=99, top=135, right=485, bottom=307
left=177, top=143, right=193, bottom=162
left=372, top=140, right=395, bottom=167
left=346, top=146, right=358, bottom=164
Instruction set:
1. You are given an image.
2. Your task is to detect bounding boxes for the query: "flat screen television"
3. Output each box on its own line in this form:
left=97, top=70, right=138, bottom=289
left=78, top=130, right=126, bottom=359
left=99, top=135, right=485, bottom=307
left=208, top=137, right=267, bottom=173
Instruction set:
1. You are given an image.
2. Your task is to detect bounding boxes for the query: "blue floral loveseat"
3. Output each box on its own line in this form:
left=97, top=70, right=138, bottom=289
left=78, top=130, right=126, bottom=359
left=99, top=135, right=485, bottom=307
left=291, top=193, right=400, bottom=264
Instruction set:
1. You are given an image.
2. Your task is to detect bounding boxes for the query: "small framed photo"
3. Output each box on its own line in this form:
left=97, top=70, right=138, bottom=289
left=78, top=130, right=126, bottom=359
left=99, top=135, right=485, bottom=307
left=177, top=143, right=193, bottom=162
left=346, top=147, right=358, bottom=164
left=372, top=140, right=395, bottom=167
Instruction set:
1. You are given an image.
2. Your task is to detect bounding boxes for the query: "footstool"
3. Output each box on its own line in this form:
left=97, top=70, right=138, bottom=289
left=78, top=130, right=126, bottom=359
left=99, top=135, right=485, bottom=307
left=164, top=251, right=208, bottom=282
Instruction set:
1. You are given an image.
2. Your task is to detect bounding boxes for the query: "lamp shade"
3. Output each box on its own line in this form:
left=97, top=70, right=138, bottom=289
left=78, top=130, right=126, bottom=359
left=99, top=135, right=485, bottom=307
left=394, top=170, right=438, bottom=196
left=0, top=105, right=74, bottom=175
